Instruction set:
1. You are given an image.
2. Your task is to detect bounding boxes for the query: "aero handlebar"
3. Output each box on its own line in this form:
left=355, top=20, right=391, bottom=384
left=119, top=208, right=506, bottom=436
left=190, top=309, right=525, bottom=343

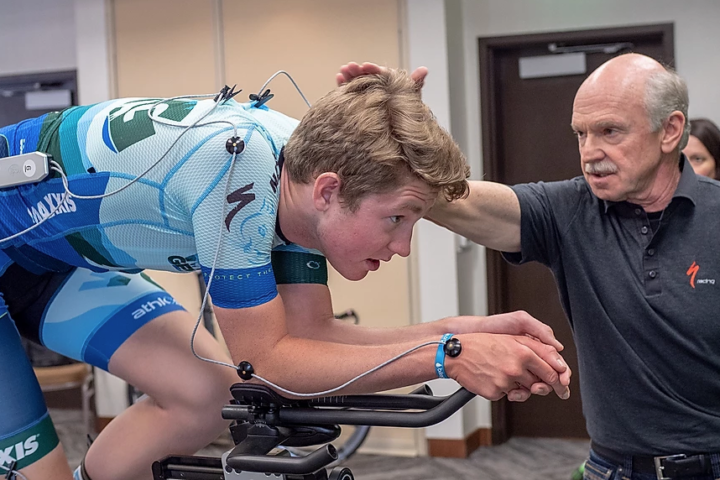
left=221, top=386, right=475, bottom=428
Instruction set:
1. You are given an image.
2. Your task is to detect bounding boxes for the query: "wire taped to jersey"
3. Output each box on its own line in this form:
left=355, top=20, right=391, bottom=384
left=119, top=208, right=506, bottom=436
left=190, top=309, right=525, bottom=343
left=0, top=92, right=236, bottom=245
left=0, top=70, right=311, bottom=245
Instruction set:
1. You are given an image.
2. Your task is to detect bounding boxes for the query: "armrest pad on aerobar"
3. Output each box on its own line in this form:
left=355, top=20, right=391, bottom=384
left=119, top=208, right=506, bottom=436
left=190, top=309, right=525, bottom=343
left=229, top=383, right=305, bottom=407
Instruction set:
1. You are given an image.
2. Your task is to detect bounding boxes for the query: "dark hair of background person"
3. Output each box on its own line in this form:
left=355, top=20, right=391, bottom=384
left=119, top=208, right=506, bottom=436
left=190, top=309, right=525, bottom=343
left=689, top=118, right=720, bottom=178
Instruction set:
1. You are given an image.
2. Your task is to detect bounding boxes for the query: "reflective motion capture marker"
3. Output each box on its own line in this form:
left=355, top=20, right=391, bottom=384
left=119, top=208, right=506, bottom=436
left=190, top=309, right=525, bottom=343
left=226, top=137, right=245, bottom=154
left=444, top=338, right=462, bottom=358
left=237, top=361, right=254, bottom=380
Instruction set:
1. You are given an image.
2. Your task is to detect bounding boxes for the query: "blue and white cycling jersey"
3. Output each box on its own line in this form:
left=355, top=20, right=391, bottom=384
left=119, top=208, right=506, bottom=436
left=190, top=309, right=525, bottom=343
left=0, top=96, right=326, bottom=309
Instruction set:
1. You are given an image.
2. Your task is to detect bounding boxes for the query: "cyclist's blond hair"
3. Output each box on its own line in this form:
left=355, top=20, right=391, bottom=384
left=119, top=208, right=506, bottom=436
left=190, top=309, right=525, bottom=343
left=283, top=69, right=469, bottom=210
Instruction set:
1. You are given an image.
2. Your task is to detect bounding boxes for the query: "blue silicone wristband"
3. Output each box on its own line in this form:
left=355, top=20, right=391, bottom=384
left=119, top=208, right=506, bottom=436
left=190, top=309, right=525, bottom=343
left=435, top=333, right=455, bottom=379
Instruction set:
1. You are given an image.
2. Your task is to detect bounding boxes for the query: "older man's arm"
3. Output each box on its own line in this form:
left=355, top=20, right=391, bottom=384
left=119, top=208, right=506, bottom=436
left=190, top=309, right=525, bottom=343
left=427, top=180, right=522, bottom=253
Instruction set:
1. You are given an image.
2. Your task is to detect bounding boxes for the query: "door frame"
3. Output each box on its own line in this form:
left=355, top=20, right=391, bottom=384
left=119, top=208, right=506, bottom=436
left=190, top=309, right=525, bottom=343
left=477, top=23, right=674, bottom=444
left=0, top=70, right=77, bottom=96
left=0, top=70, right=77, bottom=126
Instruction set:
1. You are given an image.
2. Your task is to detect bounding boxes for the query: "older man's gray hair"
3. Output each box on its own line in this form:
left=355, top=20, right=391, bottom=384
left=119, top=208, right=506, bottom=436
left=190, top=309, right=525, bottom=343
left=644, top=67, right=690, bottom=150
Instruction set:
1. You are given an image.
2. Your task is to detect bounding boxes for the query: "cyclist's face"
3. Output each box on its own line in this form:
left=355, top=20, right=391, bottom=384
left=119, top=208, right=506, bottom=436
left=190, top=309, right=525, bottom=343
left=318, top=177, right=437, bottom=281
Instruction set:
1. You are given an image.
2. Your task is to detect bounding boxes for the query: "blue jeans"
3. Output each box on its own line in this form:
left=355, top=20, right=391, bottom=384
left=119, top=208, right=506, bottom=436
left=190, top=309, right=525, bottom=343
left=585, top=450, right=720, bottom=480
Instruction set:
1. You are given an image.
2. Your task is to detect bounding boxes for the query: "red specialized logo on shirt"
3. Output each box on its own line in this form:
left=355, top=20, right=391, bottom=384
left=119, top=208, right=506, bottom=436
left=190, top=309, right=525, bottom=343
left=686, top=261, right=700, bottom=289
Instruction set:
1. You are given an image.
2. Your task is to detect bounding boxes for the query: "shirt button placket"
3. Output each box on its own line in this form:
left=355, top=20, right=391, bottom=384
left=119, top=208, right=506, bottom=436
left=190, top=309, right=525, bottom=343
left=643, top=244, right=661, bottom=295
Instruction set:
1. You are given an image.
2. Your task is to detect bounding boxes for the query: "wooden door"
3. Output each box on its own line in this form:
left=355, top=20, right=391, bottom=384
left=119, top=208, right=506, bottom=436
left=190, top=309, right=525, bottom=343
left=479, top=24, right=674, bottom=441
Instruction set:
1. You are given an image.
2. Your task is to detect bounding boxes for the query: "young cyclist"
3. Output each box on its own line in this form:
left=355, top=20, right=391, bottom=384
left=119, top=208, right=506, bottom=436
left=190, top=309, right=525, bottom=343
left=0, top=69, right=570, bottom=480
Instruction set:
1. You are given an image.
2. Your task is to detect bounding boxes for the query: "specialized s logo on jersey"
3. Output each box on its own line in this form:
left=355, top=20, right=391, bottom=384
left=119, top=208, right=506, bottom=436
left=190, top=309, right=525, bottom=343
left=686, top=261, right=716, bottom=288
left=225, top=183, right=256, bottom=230
left=0, top=134, right=8, bottom=158
left=102, top=99, right=196, bottom=153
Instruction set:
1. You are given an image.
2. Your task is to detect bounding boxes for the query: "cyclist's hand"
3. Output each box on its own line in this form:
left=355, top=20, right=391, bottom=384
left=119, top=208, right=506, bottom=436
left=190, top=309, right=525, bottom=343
left=336, top=62, right=427, bottom=87
left=463, top=310, right=564, bottom=352
left=444, top=311, right=570, bottom=400
left=447, top=333, right=571, bottom=402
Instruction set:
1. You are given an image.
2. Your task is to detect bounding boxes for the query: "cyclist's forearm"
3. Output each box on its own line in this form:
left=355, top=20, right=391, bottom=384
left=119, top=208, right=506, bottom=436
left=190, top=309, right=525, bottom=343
left=215, top=300, right=440, bottom=395
left=289, top=315, right=456, bottom=346
left=231, top=330, right=571, bottom=401
left=237, top=334, right=439, bottom=396
left=214, top=302, right=569, bottom=400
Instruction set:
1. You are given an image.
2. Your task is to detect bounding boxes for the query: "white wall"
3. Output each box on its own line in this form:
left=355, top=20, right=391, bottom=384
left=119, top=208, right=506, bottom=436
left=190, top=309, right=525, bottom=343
left=74, top=0, right=115, bottom=104
left=0, top=0, right=77, bottom=76
left=405, top=0, right=493, bottom=440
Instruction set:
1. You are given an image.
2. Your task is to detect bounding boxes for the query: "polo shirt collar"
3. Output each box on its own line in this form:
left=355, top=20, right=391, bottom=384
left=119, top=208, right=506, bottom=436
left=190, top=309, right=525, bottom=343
left=601, top=154, right=698, bottom=213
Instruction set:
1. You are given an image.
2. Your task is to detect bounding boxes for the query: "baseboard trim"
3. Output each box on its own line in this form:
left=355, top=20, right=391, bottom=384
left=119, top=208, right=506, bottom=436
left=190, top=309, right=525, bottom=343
left=427, top=428, right=492, bottom=458
left=358, top=426, right=420, bottom=457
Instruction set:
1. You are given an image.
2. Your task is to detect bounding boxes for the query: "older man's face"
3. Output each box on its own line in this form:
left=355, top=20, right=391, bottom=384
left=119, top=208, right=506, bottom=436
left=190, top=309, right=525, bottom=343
left=571, top=79, right=665, bottom=205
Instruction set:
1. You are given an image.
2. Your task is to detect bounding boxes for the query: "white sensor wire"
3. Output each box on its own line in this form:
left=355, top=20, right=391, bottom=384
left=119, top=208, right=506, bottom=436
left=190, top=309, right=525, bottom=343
left=258, top=71, right=312, bottom=109
left=0, top=464, right=28, bottom=480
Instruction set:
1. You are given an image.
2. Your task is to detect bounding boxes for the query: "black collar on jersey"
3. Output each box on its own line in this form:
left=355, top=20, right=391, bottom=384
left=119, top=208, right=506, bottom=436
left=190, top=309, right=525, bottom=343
left=275, top=148, right=290, bottom=244
left=602, top=154, right=698, bottom=213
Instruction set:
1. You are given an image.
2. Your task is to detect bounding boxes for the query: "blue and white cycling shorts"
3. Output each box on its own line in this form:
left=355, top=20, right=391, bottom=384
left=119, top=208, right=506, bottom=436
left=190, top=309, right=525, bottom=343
left=0, top=260, right=185, bottom=470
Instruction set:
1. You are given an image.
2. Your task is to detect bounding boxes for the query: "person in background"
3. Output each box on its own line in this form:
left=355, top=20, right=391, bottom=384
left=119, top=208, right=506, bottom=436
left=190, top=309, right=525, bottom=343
left=684, top=117, right=720, bottom=179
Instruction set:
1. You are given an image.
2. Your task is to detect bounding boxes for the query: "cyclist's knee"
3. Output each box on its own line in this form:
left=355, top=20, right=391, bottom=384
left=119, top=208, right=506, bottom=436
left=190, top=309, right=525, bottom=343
left=174, top=374, right=233, bottom=419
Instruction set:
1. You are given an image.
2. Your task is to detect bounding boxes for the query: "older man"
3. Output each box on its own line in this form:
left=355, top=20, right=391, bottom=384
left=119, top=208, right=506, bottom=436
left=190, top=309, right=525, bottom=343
left=422, top=53, right=720, bottom=479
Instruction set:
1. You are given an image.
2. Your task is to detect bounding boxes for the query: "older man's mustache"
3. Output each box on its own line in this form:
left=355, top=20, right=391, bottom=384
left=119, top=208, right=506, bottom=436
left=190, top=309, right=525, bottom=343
left=584, top=160, right=618, bottom=175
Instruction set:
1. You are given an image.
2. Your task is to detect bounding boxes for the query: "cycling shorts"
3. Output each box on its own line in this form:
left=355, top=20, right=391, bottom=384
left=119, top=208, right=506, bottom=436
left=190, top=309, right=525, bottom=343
left=0, top=261, right=184, bottom=470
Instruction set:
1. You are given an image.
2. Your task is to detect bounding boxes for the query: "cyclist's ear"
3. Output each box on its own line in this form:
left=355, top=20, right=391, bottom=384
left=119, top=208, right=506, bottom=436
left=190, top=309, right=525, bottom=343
left=312, top=173, right=342, bottom=212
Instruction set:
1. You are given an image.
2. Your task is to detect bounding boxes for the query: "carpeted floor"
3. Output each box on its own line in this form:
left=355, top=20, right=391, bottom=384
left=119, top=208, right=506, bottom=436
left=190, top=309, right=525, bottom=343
left=341, top=437, right=590, bottom=480
left=51, top=408, right=589, bottom=479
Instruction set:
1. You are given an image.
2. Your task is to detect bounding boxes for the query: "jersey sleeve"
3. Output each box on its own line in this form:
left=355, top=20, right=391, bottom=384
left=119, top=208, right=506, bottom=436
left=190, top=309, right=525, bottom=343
left=503, top=177, right=585, bottom=267
left=271, top=243, right=328, bottom=285
left=190, top=127, right=280, bottom=309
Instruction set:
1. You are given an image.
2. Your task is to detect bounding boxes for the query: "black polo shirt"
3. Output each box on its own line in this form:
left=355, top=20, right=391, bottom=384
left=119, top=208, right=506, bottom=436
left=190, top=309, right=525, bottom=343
left=505, top=157, right=720, bottom=455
